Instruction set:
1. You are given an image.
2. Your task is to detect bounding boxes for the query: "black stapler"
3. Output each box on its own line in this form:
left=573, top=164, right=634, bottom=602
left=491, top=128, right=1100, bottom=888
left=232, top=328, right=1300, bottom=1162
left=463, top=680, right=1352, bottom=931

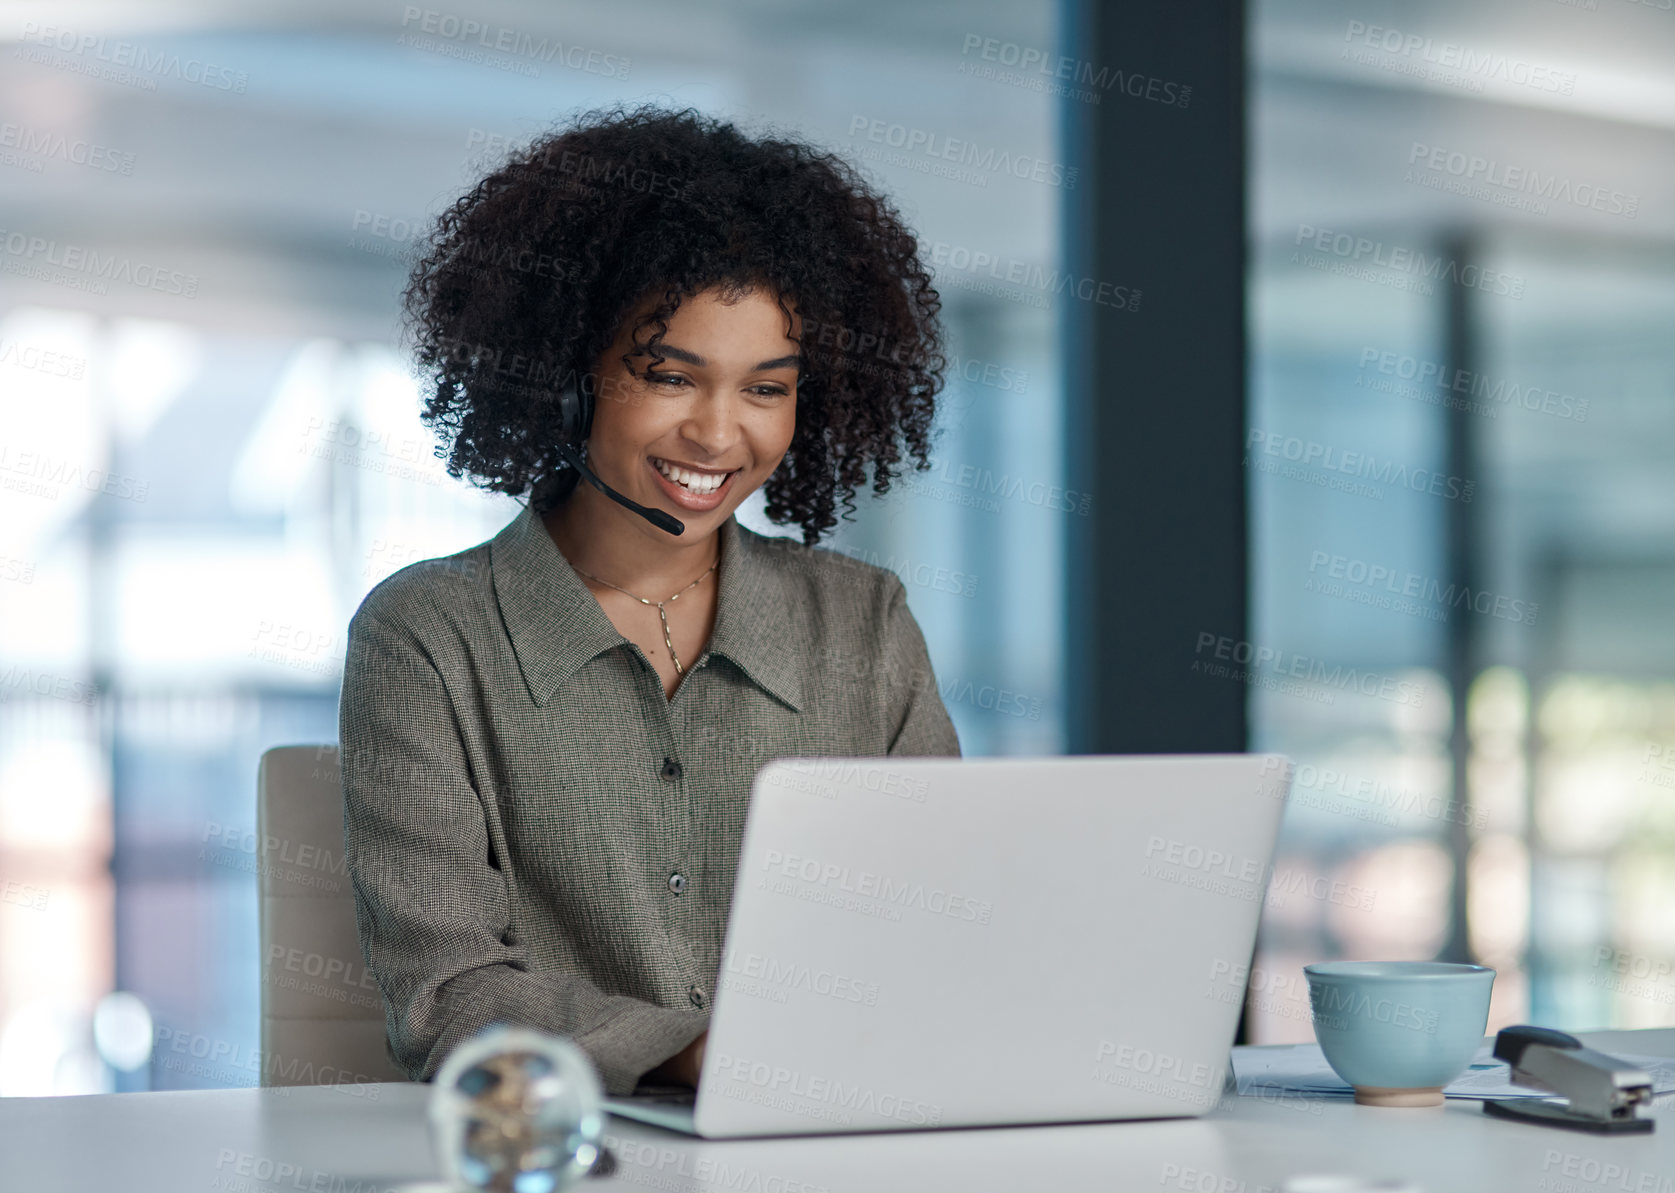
left=1481, top=1025, right=1655, bottom=1134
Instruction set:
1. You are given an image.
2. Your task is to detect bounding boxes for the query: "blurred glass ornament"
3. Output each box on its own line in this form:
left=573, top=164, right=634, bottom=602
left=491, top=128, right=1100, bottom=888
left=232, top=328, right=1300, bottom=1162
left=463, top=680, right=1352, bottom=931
left=428, top=1025, right=604, bottom=1192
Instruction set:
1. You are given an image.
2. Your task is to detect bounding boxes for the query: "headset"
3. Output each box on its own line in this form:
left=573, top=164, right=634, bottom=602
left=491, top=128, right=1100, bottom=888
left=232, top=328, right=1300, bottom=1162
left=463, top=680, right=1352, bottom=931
left=550, top=374, right=685, bottom=536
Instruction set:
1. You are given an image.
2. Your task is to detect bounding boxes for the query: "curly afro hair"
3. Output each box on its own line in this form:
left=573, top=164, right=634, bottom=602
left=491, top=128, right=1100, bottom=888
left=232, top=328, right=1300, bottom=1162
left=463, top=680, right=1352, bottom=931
left=402, top=101, right=948, bottom=546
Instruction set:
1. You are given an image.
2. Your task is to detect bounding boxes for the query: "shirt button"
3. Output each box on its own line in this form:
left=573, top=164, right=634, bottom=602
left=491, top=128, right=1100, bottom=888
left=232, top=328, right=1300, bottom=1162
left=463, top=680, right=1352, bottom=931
left=668, top=872, right=686, bottom=895
left=660, top=756, right=682, bottom=782
left=688, top=985, right=706, bottom=1007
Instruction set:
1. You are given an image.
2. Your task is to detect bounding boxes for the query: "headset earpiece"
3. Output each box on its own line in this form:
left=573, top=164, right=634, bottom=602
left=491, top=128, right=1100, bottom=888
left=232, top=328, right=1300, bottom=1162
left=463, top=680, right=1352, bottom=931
left=547, top=369, right=684, bottom=536
left=556, top=375, right=592, bottom=452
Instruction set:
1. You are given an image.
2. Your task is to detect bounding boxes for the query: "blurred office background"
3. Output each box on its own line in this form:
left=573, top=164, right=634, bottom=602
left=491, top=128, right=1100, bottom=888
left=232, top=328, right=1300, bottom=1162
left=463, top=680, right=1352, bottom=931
left=1248, top=0, right=1675, bottom=1043
left=0, top=0, right=1671, bottom=1093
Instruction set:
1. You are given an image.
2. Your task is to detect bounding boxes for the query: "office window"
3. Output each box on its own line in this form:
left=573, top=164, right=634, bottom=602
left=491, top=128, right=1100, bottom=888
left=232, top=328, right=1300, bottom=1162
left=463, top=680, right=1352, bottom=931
left=0, top=5, right=1065, bottom=1092
left=1249, top=0, right=1675, bottom=1039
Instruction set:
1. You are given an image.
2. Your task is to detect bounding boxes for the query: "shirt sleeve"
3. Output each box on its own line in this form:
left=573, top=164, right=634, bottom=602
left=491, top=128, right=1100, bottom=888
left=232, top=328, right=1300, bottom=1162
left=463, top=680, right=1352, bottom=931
left=879, top=576, right=963, bottom=757
left=338, top=608, right=708, bottom=1096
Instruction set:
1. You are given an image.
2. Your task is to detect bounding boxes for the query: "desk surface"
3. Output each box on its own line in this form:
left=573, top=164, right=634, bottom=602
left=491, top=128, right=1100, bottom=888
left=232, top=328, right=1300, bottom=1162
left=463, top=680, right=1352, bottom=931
left=5, top=1028, right=1672, bottom=1193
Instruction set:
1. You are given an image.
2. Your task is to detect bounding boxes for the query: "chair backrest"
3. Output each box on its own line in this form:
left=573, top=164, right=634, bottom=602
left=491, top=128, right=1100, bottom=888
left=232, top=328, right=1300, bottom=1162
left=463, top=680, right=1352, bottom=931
left=257, top=744, right=409, bottom=1087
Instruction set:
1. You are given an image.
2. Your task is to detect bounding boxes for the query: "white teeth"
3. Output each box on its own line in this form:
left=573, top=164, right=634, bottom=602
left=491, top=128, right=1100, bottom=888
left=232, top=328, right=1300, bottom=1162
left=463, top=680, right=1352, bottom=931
left=653, top=457, right=729, bottom=494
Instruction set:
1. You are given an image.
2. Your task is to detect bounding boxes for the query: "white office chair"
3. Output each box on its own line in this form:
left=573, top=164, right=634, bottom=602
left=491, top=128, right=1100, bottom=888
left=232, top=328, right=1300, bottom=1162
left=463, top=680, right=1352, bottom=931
left=257, top=744, right=410, bottom=1087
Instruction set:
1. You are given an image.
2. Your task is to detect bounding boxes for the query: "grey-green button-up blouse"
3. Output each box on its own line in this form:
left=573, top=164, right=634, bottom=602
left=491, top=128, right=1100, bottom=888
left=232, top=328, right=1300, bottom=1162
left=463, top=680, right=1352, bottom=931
left=337, top=501, right=961, bottom=1095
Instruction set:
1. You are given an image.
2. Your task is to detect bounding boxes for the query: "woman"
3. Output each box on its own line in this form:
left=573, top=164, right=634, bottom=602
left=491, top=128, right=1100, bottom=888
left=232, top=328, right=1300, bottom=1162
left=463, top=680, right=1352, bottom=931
left=338, top=103, right=960, bottom=1098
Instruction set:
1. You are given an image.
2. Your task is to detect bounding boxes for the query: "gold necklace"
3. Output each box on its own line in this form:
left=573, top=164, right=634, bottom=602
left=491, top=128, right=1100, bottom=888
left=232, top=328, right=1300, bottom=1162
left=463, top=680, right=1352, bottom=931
left=570, top=558, right=718, bottom=675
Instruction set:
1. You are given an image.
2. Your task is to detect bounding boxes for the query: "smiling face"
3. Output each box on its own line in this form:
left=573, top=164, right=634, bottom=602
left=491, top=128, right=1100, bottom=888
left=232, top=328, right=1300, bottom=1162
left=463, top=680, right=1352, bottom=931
left=580, top=284, right=801, bottom=543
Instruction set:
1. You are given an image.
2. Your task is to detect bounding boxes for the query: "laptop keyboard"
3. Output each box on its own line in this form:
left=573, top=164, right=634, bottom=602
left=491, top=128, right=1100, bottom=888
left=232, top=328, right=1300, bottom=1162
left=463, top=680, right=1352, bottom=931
left=626, top=1087, right=697, bottom=1106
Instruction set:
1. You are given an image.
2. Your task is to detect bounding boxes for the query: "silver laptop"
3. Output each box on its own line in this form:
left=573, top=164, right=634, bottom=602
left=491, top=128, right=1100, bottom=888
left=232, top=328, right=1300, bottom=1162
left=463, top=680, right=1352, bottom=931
left=605, top=753, right=1293, bottom=1138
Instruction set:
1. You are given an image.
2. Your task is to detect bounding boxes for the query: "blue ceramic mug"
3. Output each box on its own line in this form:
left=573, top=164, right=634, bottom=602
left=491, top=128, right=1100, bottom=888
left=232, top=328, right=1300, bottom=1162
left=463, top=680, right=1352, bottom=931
left=1304, top=961, right=1495, bottom=1106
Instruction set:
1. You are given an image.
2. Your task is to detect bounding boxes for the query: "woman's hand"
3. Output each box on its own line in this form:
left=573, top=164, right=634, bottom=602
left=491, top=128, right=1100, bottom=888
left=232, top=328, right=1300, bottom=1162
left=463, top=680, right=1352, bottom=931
left=646, top=1030, right=708, bottom=1087
left=682, top=1030, right=708, bottom=1086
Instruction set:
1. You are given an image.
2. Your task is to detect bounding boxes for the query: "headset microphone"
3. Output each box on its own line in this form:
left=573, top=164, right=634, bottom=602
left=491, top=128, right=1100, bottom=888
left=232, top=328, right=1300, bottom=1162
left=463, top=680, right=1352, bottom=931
left=553, top=376, right=686, bottom=536
left=552, top=438, right=685, bottom=536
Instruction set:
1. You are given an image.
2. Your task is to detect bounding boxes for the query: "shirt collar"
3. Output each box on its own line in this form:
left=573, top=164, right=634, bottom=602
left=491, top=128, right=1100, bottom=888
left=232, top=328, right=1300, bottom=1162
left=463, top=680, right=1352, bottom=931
left=490, top=502, right=805, bottom=712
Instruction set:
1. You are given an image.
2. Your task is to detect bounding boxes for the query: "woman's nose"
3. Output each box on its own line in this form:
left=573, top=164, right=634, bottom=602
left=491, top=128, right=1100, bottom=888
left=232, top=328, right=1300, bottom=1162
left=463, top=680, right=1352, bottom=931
left=681, top=391, right=740, bottom=454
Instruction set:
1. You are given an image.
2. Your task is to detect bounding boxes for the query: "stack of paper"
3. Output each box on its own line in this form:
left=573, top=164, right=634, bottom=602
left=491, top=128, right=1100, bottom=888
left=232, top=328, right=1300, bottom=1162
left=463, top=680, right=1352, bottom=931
left=1229, top=1042, right=1675, bottom=1101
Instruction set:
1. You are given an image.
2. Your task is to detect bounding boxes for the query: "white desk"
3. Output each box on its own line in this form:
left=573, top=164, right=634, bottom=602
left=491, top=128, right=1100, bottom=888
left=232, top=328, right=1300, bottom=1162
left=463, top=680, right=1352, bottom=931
left=5, top=1029, right=1671, bottom=1193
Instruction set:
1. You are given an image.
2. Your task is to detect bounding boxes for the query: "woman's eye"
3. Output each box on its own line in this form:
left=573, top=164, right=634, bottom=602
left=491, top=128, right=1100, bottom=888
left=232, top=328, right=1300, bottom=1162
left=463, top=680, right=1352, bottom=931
left=646, top=373, right=787, bottom=397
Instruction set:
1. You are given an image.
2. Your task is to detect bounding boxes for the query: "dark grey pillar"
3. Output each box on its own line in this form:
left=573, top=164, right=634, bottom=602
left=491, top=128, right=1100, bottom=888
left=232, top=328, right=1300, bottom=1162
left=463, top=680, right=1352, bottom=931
left=1438, top=232, right=1480, bottom=965
left=1060, top=0, right=1249, bottom=755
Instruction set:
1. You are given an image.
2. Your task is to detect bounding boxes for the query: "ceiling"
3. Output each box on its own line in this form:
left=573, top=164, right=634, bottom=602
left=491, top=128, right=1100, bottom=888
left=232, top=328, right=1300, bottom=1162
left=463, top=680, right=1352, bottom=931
left=4, top=0, right=1670, bottom=328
